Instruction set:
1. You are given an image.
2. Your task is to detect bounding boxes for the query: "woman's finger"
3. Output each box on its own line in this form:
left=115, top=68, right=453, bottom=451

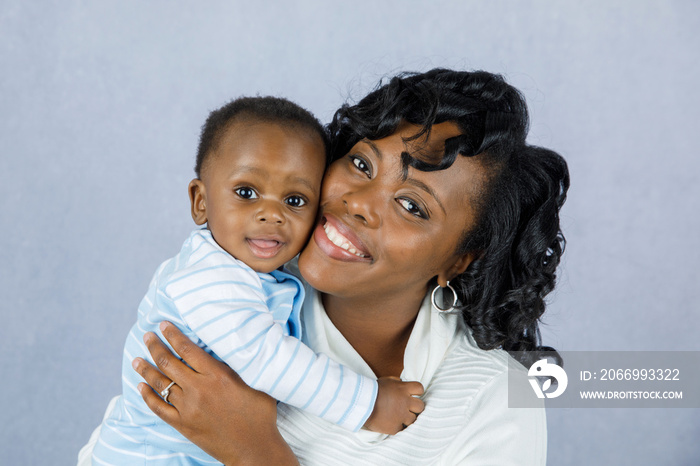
left=143, top=329, right=196, bottom=384
left=133, top=357, right=174, bottom=394
left=138, top=382, right=182, bottom=427
left=158, top=321, right=219, bottom=374
left=132, top=357, right=183, bottom=406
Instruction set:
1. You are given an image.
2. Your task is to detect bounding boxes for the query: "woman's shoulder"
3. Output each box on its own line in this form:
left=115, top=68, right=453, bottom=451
left=428, top=327, right=537, bottom=417
left=440, top=326, right=521, bottom=380
left=427, top=331, right=546, bottom=464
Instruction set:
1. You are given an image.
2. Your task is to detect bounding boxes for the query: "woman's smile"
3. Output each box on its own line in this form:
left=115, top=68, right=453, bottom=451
left=312, top=215, right=373, bottom=262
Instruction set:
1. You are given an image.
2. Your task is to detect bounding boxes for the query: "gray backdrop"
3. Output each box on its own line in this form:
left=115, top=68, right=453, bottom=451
left=2, top=1, right=698, bottom=464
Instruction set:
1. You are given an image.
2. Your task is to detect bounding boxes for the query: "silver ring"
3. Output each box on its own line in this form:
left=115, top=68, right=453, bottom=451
left=160, top=381, right=176, bottom=404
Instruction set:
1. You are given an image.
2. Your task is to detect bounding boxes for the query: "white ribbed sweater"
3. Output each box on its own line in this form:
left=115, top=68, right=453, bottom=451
left=276, top=288, right=546, bottom=465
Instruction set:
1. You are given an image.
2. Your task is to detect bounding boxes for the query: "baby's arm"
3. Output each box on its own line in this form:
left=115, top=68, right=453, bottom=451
left=184, top=286, right=425, bottom=434
left=166, top=255, right=376, bottom=431
left=364, top=376, right=425, bottom=434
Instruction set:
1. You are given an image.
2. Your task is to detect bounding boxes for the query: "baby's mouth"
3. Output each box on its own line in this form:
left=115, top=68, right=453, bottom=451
left=248, top=239, right=280, bottom=249
left=247, top=238, right=284, bottom=259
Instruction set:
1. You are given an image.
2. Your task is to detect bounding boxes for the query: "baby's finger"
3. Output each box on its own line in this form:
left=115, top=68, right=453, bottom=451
left=403, top=381, right=424, bottom=396
left=402, top=410, right=418, bottom=428
left=409, top=396, right=425, bottom=414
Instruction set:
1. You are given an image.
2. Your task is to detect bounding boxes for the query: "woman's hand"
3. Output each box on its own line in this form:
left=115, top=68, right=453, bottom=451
left=132, top=321, right=298, bottom=466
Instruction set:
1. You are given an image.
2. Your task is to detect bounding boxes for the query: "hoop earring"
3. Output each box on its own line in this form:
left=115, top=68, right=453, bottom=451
left=431, top=281, right=457, bottom=312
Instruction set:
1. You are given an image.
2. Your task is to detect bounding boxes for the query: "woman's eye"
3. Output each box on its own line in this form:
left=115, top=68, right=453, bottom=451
left=285, top=196, right=307, bottom=208
left=351, top=156, right=371, bottom=177
left=235, top=187, right=258, bottom=199
left=397, top=198, right=426, bottom=218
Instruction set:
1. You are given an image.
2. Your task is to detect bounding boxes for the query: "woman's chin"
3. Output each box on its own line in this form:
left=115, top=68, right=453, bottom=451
left=298, top=234, right=352, bottom=293
left=297, top=245, right=326, bottom=291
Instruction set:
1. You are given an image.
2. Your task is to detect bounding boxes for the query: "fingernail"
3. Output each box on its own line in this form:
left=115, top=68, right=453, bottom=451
left=137, top=383, right=146, bottom=394
left=160, top=321, right=169, bottom=331
left=132, top=358, right=141, bottom=370
left=143, top=332, right=153, bottom=343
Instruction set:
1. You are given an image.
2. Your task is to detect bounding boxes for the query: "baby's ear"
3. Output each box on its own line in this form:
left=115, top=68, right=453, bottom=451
left=188, top=179, right=207, bottom=225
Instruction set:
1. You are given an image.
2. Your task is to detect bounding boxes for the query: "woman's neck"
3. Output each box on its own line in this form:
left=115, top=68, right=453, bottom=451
left=321, top=290, right=426, bottom=378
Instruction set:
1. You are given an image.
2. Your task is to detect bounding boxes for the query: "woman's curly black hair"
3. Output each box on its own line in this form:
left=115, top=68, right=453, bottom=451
left=328, top=69, right=569, bottom=364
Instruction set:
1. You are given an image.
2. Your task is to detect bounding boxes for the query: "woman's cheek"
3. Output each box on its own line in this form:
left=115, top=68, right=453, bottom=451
left=321, top=162, right=351, bottom=198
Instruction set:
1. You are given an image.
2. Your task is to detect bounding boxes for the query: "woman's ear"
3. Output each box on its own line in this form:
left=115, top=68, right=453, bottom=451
left=437, top=252, right=477, bottom=287
left=188, top=179, right=208, bottom=225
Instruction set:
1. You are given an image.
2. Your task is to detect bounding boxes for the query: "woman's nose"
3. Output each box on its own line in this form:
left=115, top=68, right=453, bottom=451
left=342, top=187, right=380, bottom=228
left=255, top=201, right=285, bottom=224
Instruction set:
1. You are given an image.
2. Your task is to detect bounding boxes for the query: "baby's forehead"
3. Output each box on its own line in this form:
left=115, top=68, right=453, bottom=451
left=204, top=119, right=326, bottom=171
left=225, top=116, right=323, bottom=146
left=203, top=131, right=325, bottom=194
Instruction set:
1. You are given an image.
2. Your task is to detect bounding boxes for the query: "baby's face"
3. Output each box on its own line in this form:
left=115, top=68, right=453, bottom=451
left=191, top=120, right=326, bottom=273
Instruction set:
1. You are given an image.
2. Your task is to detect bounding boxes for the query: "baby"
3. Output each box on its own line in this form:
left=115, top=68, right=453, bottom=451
left=92, top=96, right=424, bottom=465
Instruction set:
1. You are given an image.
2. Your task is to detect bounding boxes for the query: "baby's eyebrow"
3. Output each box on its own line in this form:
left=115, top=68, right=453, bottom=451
left=230, top=166, right=317, bottom=193
left=233, top=165, right=264, bottom=176
left=289, top=175, right=317, bottom=193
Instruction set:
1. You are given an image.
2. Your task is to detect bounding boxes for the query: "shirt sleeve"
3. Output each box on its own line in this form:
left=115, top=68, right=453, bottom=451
left=163, top=246, right=377, bottom=432
left=440, top=370, right=547, bottom=465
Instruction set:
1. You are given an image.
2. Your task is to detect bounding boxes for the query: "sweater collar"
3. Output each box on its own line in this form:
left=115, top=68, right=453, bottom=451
left=300, top=288, right=462, bottom=389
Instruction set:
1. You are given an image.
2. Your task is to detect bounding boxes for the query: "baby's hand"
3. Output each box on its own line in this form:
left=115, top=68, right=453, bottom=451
left=363, top=376, right=425, bottom=435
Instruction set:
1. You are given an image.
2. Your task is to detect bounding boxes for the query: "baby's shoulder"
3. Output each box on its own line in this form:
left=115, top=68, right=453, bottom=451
left=159, top=230, right=262, bottom=296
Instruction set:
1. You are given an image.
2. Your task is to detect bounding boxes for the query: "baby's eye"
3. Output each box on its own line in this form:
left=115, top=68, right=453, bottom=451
left=351, top=156, right=371, bottom=177
left=235, top=187, right=258, bottom=199
left=285, top=196, right=307, bottom=208
left=397, top=197, right=427, bottom=219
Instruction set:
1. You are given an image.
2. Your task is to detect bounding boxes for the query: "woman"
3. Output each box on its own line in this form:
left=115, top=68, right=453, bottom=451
left=81, top=68, right=568, bottom=465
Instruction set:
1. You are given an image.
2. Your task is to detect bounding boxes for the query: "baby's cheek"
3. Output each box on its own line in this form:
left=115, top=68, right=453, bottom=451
left=287, top=221, right=311, bottom=252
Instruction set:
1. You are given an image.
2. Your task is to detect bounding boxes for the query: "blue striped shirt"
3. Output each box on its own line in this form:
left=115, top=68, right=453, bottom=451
left=92, top=229, right=377, bottom=465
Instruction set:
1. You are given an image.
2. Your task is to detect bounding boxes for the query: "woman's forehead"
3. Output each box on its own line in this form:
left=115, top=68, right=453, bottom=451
left=353, top=121, right=462, bottom=169
left=396, top=121, right=462, bottom=153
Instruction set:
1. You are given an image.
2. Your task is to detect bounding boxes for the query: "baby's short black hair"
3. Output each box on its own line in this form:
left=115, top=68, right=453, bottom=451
left=195, top=96, right=329, bottom=177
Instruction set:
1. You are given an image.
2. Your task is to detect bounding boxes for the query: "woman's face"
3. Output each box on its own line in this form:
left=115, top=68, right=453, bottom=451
left=298, top=121, right=487, bottom=302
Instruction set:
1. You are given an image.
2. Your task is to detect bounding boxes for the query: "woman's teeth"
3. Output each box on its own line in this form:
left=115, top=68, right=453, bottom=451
left=323, top=222, right=369, bottom=258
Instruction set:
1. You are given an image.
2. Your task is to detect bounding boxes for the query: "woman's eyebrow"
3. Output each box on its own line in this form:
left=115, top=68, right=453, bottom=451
left=359, top=139, right=382, bottom=160
left=406, top=178, right=446, bottom=214
left=359, top=138, right=445, bottom=214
